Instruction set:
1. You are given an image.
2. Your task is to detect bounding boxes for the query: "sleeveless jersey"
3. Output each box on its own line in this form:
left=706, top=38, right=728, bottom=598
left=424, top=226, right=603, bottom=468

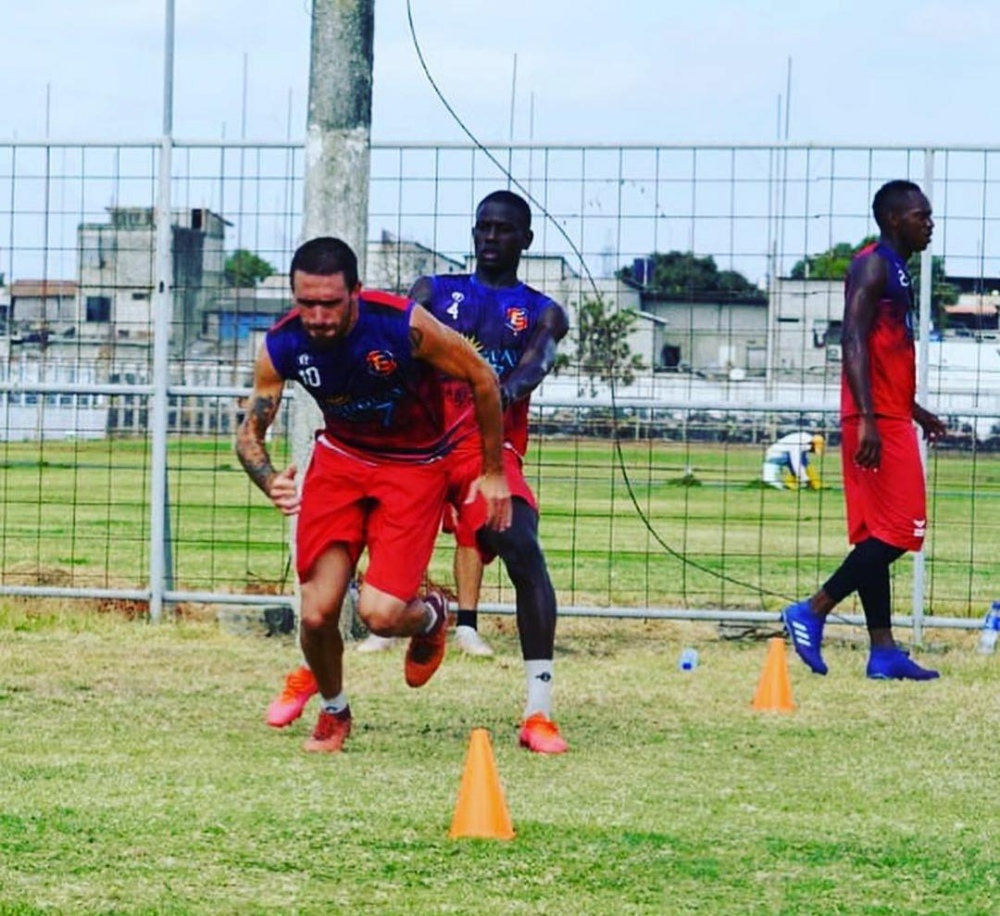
left=424, top=274, right=556, bottom=456
left=841, top=242, right=916, bottom=421
left=265, top=290, right=452, bottom=461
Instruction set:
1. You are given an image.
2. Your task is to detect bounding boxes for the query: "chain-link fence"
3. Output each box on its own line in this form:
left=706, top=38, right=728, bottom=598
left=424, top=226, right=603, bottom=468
left=1, top=141, right=997, bottom=625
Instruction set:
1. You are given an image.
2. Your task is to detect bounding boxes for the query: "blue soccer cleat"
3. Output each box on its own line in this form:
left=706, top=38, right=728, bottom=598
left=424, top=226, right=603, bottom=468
left=782, top=600, right=828, bottom=675
left=866, top=646, right=939, bottom=681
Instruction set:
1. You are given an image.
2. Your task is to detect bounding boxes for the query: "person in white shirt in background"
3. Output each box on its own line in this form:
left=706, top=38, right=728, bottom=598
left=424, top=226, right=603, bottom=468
left=762, top=432, right=825, bottom=490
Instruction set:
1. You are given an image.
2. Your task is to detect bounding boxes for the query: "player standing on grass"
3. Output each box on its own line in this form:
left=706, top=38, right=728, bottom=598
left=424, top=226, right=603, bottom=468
left=418, top=190, right=570, bottom=753
left=237, top=236, right=510, bottom=753
left=782, top=180, right=946, bottom=680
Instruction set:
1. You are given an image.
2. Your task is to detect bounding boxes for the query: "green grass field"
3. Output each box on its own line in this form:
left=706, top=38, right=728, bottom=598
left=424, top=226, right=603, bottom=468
left=1, top=435, right=997, bottom=616
left=0, top=605, right=997, bottom=915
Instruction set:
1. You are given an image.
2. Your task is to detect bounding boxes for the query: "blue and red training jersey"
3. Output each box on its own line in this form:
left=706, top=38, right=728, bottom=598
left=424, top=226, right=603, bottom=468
left=423, top=274, right=557, bottom=457
left=841, top=242, right=916, bottom=421
left=265, top=290, right=454, bottom=461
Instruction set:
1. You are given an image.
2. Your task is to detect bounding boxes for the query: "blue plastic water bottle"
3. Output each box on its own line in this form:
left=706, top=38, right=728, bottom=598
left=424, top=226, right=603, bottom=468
left=678, top=648, right=699, bottom=671
left=978, top=601, right=1000, bottom=655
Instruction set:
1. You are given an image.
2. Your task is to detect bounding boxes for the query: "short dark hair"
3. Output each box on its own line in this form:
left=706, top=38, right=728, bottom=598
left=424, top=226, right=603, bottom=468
left=872, top=180, right=923, bottom=230
left=289, top=237, right=359, bottom=290
left=476, top=190, right=532, bottom=230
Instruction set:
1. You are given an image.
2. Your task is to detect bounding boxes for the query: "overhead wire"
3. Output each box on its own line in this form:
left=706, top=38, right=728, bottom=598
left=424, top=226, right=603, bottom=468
left=404, top=0, right=798, bottom=606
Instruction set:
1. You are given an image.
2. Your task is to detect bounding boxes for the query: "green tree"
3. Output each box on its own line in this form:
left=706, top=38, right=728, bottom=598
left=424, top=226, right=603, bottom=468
left=790, top=238, right=876, bottom=280
left=224, top=249, right=276, bottom=287
left=619, top=251, right=763, bottom=302
left=565, top=295, right=646, bottom=396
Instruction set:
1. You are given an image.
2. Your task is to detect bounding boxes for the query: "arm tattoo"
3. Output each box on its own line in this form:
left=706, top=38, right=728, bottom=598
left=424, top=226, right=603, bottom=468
left=235, top=393, right=279, bottom=494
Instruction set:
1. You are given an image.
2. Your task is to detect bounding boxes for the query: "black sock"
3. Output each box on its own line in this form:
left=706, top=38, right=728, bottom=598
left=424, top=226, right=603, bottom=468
left=456, top=609, right=478, bottom=630
left=822, top=537, right=905, bottom=630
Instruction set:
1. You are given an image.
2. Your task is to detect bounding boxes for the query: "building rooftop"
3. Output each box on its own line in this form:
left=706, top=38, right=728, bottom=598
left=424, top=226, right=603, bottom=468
left=10, top=280, right=78, bottom=298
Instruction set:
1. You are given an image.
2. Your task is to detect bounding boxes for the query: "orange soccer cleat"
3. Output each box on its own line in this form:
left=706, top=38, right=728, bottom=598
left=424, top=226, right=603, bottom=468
left=265, top=666, right=319, bottom=728
left=303, top=708, right=352, bottom=753
left=404, top=592, right=448, bottom=688
left=518, top=712, right=569, bottom=755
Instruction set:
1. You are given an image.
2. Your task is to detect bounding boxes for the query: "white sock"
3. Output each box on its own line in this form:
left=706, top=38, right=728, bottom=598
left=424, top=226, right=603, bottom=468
left=524, top=660, right=554, bottom=719
left=320, top=692, right=349, bottom=715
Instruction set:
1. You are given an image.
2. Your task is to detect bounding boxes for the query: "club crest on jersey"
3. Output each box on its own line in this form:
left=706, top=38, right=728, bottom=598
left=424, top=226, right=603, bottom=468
left=505, top=306, right=529, bottom=333
left=365, top=350, right=397, bottom=376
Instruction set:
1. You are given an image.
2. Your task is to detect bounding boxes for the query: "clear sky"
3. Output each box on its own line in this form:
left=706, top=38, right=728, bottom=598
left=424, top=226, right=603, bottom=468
left=3, top=0, right=1000, bottom=147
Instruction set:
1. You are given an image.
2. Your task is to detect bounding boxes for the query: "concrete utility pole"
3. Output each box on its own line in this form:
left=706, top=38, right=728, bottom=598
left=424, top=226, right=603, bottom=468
left=292, top=0, right=374, bottom=472
left=290, top=0, right=375, bottom=599
left=301, top=0, right=374, bottom=259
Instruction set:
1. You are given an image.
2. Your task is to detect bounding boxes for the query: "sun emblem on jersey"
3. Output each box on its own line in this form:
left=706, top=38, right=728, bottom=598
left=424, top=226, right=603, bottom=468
left=505, top=306, right=528, bottom=334
left=365, top=350, right=397, bottom=376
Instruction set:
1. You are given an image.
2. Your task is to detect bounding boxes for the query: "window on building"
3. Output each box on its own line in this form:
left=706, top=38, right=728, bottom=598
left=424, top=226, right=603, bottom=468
left=659, top=344, right=682, bottom=370
left=86, top=296, right=111, bottom=322
left=813, top=319, right=842, bottom=347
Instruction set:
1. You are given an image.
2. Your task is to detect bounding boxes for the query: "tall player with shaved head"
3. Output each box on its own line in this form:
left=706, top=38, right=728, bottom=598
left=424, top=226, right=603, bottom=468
left=783, top=180, right=946, bottom=681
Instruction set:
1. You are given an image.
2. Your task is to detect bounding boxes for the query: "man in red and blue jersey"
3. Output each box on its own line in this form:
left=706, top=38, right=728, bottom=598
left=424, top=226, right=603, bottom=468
left=783, top=180, right=946, bottom=681
left=237, top=236, right=510, bottom=752
left=419, top=191, right=570, bottom=753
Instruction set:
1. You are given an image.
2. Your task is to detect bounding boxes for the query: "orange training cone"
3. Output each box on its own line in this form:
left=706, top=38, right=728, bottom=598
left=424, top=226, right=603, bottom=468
left=752, top=637, right=796, bottom=712
left=449, top=728, right=515, bottom=840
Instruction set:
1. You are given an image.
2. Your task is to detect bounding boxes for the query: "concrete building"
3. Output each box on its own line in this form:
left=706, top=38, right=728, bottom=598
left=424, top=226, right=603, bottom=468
left=768, top=274, right=1000, bottom=379
left=198, top=274, right=291, bottom=367
left=367, top=231, right=464, bottom=293
left=766, top=277, right=843, bottom=379
left=633, top=291, right=768, bottom=378
left=8, top=280, right=78, bottom=341
left=944, top=293, right=999, bottom=333
left=77, top=207, right=229, bottom=352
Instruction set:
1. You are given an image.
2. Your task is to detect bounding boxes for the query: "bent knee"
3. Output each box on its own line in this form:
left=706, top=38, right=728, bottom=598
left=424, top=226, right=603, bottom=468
left=358, top=598, right=406, bottom=635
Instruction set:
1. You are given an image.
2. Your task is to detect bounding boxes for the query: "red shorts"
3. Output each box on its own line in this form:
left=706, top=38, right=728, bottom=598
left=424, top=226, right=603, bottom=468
left=443, top=440, right=537, bottom=564
left=296, top=437, right=448, bottom=600
left=841, top=417, right=927, bottom=552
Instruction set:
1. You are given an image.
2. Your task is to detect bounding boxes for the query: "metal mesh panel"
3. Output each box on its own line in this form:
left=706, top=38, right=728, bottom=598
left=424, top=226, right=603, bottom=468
left=1, top=141, right=997, bottom=621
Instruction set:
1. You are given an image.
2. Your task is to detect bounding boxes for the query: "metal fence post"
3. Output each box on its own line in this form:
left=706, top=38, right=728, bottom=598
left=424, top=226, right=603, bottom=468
left=913, top=148, right=936, bottom=645
left=149, top=0, right=176, bottom=622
